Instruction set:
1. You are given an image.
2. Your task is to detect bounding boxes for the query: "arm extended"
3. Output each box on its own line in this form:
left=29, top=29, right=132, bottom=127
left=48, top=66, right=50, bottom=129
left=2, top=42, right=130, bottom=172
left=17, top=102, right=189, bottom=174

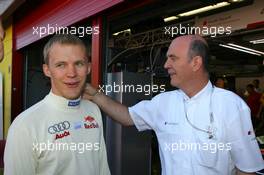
left=83, top=84, right=134, bottom=126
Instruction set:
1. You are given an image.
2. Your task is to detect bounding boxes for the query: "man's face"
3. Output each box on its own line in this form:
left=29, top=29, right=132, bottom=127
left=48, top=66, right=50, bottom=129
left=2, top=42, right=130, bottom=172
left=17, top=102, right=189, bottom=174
left=246, top=86, right=254, bottom=94
left=215, top=79, right=225, bottom=88
left=164, top=38, right=193, bottom=88
left=43, top=43, right=90, bottom=100
left=0, top=19, right=4, bottom=62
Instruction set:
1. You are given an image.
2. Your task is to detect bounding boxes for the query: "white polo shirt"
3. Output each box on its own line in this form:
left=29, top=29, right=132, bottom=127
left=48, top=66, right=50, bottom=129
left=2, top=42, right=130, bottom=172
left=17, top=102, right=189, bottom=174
left=129, top=81, right=264, bottom=175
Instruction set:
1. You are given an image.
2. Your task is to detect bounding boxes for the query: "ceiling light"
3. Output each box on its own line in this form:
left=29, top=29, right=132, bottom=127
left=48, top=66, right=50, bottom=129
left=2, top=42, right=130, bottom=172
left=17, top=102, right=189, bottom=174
left=113, top=29, right=131, bottom=36
left=178, top=2, right=230, bottom=17
left=164, top=16, right=179, bottom=22
left=227, top=43, right=264, bottom=55
left=219, top=44, right=262, bottom=56
left=250, top=39, right=264, bottom=44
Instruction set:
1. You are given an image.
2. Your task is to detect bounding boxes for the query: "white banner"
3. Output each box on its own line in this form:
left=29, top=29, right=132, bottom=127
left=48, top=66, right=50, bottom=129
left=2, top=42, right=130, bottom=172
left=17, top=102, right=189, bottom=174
left=195, top=0, right=264, bottom=31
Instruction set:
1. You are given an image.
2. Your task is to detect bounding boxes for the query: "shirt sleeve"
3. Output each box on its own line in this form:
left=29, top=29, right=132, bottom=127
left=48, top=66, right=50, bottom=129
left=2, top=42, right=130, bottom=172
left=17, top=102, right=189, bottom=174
left=128, top=95, right=160, bottom=131
left=4, top=121, right=37, bottom=175
left=227, top=105, right=264, bottom=172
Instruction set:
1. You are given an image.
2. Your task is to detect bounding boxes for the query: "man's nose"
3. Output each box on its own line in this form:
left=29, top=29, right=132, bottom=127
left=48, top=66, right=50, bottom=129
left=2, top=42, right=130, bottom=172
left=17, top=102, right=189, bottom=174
left=67, top=65, right=77, bottom=77
left=164, top=59, right=169, bottom=69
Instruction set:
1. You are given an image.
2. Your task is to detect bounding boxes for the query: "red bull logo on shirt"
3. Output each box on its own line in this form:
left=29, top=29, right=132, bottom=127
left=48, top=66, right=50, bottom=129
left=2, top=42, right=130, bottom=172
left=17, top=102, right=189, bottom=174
left=84, top=116, right=99, bottom=129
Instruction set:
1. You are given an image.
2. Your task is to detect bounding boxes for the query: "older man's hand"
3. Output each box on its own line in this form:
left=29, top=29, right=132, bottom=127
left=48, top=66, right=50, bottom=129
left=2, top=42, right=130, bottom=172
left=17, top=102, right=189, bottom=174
left=82, top=83, right=99, bottom=101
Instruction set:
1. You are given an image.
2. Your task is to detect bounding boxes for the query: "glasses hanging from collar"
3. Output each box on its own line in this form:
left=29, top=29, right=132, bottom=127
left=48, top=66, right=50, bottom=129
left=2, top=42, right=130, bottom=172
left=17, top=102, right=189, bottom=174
left=183, top=86, right=216, bottom=139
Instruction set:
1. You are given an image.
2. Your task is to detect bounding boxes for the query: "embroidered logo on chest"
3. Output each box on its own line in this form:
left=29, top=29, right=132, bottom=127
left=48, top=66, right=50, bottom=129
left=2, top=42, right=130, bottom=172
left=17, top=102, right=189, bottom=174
left=47, top=121, right=71, bottom=140
left=84, top=116, right=99, bottom=129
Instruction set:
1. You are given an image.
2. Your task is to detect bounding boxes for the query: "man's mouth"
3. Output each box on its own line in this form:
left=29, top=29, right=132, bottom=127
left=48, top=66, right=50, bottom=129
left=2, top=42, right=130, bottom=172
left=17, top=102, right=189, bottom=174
left=65, top=82, right=80, bottom=88
left=168, top=71, right=176, bottom=77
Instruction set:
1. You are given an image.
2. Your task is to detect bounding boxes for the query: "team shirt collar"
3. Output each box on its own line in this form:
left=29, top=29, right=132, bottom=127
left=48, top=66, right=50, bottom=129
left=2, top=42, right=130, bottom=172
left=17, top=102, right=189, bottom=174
left=46, top=91, right=81, bottom=110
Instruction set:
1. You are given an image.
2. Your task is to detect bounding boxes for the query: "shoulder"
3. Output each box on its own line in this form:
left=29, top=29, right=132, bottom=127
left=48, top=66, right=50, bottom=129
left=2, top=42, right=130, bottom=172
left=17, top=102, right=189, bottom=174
left=133, top=89, right=182, bottom=108
left=152, top=89, right=181, bottom=101
left=213, top=87, right=249, bottom=114
left=80, top=99, right=102, bottom=120
left=215, top=87, right=246, bottom=102
left=211, top=88, right=251, bottom=128
left=13, top=100, right=45, bottom=124
left=81, top=99, right=100, bottom=112
left=8, top=100, right=45, bottom=133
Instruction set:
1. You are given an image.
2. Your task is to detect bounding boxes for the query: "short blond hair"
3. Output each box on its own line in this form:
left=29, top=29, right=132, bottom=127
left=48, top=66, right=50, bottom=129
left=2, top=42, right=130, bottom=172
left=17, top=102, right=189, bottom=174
left=43, top=34, right=88, bottom=64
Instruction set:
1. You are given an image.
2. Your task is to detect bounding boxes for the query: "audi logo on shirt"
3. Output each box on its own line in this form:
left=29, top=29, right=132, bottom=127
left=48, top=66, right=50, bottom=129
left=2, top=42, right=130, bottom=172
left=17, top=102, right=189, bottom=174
left=48, top=121, right=71, bottom=134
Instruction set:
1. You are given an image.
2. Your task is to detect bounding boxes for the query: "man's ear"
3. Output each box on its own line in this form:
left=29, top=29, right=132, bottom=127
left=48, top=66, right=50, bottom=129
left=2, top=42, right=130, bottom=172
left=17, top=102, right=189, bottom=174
left=87, top=62, right=91, bottom=75
left=43, top=64, right=51, bottom=77
left=191, top=56, right=203, bottom=72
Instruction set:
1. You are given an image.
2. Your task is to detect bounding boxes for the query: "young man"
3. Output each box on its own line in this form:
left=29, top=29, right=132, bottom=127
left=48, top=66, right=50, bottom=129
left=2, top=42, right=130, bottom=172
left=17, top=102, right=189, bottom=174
left=4, top=34, right=110, bottom=175
left=84, top=35, right=264, bottom=175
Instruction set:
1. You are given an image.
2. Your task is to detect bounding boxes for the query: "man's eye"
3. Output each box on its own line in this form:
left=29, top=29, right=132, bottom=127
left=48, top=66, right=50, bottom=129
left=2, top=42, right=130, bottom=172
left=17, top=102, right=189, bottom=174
left=56, top=64, right=65, bottom=68
left=76, top=62, right=85, bottom=67
left=169, top=57, right=176, bottom=61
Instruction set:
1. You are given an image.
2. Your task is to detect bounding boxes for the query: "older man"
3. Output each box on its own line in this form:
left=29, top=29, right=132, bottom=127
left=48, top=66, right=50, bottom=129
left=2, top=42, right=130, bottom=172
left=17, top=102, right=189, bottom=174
left=84, top=35, right=264, bottom=175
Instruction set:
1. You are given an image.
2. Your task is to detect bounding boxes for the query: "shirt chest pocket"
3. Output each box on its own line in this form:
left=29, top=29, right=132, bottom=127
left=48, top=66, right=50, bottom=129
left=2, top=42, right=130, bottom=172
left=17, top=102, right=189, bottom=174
left=157, top=122, right=184, bottom=149
left=193, top=129, right=224, bottom=169
left=160, top=121, right=183, bottom=135
left=158, top=123, right=191, bottom=155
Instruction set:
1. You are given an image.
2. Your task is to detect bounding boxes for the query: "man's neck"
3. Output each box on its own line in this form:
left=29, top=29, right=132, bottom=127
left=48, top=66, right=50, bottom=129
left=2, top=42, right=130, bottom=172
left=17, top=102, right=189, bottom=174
left=182, top=77, right=209, bottom=98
